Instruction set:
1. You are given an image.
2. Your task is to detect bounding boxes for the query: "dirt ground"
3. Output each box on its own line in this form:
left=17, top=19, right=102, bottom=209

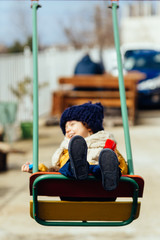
left=0, top=112, right=160, bottom=240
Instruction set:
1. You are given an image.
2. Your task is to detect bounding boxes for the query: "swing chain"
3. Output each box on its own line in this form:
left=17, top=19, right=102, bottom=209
left=108, top=0, right=119, bottom=9
left=31, top=0, right=41, bottom=9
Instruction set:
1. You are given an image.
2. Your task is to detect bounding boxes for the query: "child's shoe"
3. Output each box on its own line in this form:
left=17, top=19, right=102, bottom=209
left=99, top=148, right=120, bottom=191
left=68, top=135, right=88, bottom=180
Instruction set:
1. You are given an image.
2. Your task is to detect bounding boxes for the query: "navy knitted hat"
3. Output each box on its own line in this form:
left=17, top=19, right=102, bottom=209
left=60, top=102, right=104, bottom=135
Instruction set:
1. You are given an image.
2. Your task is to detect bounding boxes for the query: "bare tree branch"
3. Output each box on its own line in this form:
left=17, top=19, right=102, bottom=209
left=60, top=4, right=114, bottom=50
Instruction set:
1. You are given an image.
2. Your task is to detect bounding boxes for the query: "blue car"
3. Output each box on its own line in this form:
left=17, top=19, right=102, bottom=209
left=123, top=49, right=160, bottom=109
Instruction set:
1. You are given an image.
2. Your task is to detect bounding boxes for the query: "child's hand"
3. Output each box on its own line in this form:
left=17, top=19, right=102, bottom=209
left=21, top=162, right=32, bottom=172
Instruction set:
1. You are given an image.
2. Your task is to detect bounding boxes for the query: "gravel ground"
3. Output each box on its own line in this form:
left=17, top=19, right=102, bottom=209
left=0, top=114, right=160, bottom=240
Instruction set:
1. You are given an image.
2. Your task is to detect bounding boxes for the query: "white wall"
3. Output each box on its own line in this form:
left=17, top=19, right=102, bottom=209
left=121, top=16, right=160, bottom=45
left=120, top=2, right=160, bottom=45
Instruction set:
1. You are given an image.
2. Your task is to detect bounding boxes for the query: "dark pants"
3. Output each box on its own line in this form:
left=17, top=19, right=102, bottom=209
left=59, top=159, right=122, bottom=179
left=59, top=159, right=102, bottom=179
left=59, top=159, right=118, bottom=201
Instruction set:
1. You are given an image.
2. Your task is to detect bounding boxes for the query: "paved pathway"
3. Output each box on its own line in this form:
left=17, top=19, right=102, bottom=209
left=0, top=119, right=160, bottom=240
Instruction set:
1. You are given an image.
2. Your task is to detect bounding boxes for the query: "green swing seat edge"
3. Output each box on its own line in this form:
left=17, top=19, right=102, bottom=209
left=29, top=172, right=144, bottom=224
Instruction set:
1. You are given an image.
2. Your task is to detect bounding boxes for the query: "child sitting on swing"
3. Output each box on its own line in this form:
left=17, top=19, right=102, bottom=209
left=22, top=102, right=128, bottom=191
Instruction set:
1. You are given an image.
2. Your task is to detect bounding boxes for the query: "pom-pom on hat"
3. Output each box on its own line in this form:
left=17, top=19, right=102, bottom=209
left=60, top=102, right=104, bottom=135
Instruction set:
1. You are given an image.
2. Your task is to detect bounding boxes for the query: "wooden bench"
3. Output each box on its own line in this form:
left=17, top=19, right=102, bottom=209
left=51, top=72, right=145, bottom=125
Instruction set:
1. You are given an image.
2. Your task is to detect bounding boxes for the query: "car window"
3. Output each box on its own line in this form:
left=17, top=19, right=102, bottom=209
left=124, top=50, right=160, bottom=71
left=154, top=54, right=160, bottom=63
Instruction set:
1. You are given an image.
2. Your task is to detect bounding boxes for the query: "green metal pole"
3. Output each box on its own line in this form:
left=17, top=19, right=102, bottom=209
left=111, top=3, right=134, bottom=174
left=32, top=2, right=40, bottom=173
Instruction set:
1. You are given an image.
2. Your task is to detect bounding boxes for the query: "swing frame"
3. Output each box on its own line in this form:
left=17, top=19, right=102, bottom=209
left=30, top=0, right=144, bottom=227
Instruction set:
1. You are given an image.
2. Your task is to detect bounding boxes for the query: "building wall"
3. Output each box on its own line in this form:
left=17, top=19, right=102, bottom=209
left=121, top=16, right=160, bottom=45
left=121, top=2, right=160, bottom=45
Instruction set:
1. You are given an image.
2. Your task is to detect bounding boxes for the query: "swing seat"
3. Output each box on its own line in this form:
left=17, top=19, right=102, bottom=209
left=30, top=172, right=144, bottom=226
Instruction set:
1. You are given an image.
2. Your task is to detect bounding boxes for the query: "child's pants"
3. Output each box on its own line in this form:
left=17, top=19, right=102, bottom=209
left=59, top=159, right=102, bottom=179
left=59, top=159, right=120, bottom=201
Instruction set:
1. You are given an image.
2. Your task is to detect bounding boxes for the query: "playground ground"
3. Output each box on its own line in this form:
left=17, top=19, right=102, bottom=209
left=0, top=111, right=160, bottom=240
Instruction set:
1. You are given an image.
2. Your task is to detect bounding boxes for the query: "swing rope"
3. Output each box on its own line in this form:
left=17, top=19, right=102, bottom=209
left=111, top=1, right=134, bottom=175
left=32, top=1, right=41, bottom=173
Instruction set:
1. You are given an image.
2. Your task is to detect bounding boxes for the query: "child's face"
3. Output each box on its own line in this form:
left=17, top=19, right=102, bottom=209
left=65, top=120, right=91, bottom=139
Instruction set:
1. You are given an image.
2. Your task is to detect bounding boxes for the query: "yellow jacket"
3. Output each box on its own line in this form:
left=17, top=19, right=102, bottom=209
left=57, top=148, right=128, bottom=175
left=115, top=149, right=128, bottom=175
